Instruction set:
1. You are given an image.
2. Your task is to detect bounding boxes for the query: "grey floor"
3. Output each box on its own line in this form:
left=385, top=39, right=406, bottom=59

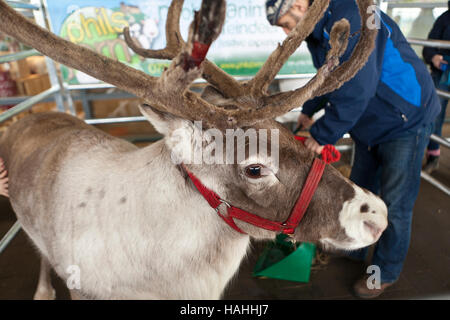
left=0, top=129, right=449, bottom=300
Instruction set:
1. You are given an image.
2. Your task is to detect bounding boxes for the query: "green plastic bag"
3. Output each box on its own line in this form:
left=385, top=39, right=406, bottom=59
left=253, top=234, right=316, bottom=283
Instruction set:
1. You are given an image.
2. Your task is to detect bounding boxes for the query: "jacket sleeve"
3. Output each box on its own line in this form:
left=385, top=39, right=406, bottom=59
left=309, top=8, right=382, bottom=146
left=301, top=95, right=328, bottom=117
left=423, top=14, right=445, bottom=65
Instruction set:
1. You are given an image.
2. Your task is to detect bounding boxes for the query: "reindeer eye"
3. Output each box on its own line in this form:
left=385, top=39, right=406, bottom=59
left=245, top=165, right=263, bottom=179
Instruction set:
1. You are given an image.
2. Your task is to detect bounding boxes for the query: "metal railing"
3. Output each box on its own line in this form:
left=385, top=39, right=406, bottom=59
left=386, top=1, right=448, bottom=9
left=421, top=172, right=450, bottom=197
left=436, top=89, right=450, bottom=100
left=420, top=134, right=450, bottom=197
left=0, top=49, right=41, bottom=64
left=0, top=221, right=21, bottom=255
left=0, top=86, right=60, bottom=122
left=420, top=133, right=450, bottom=197
left=6, top=0, right=39, bottom=10
left=402, top=33, right=450, bottom=196
left=407, top=38, right=450, bottom=50
left=0, top=0, right=67, bottom=256
left=85, top=116, right=148, bottom=125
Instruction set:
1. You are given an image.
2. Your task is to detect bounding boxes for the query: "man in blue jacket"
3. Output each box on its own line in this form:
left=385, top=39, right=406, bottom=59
left=266, top=0, right=441, bottom=298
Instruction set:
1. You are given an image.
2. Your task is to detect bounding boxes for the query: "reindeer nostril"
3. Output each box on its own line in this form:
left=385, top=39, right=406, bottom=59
left=360, top=203, right=369, bottom=213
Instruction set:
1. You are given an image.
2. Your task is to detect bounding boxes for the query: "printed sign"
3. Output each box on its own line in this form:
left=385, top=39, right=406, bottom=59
left=45, top=0, right=315, bottom=84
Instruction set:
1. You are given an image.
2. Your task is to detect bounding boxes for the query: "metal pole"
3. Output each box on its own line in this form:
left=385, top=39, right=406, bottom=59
left=0, top=221, right=21, bottom=255
left=436, top=89, right=450, bottom=100
left=408, top=38, right=450, bottom=50
left=6, top=1, right=39, bottom=10
left=0, top=95, right=54, bottom=106
left=0, top=49, right=41, bottom=63
left=62, top=83, right=76, bottom=115
left=0, top=86, right=59, bottom=123
left=31, top=0, right=68, bottom=113
left=387, top=2, right=448, bottom=9
left=421, top=172, right=450, bottom=197
left=85, top=116, right=148, bottom=125
left=429, top=134, right=450, bottom=149
left=79, top=90, right=92, bottom=119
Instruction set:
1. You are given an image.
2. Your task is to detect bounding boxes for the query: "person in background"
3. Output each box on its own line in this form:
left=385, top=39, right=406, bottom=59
left=266, top=0, right=441, bottom=298
left=422, top=1, right=450, bottom=173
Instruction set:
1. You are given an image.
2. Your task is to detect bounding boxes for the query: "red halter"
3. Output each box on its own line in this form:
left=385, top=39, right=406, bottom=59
left=182, top=136, right=340, bottom=235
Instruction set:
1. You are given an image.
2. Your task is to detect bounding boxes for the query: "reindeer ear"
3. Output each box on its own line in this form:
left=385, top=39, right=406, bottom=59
left=139, top=104, right=205, bottom=165
left=139, top=104, right=178, bottom=135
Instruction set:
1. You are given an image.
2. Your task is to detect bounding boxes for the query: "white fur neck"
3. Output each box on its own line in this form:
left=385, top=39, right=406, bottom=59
left=54, top=141, right=251, bottom=299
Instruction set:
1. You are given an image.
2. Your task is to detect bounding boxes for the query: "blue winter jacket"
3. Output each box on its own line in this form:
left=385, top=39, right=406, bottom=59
left=301, top=0, right=441, bottom=147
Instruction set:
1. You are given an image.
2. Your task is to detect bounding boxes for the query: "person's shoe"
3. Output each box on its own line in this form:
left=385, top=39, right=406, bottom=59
left=423, top=155, right=439, bottom=174
left=353, top=276, right=395, bottom=299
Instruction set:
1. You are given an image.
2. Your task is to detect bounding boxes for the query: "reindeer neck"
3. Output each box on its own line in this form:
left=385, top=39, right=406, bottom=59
left=126, top=140, right=247, bottom=241
left=111, top=140, right=251, bottom=299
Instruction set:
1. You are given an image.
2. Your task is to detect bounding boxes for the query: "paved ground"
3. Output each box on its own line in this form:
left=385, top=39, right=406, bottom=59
left=0, top=124, right=449, bottom=300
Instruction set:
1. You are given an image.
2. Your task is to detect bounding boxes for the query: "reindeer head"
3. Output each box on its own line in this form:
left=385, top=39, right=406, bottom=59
left=0, top=0, right=387, bottom=250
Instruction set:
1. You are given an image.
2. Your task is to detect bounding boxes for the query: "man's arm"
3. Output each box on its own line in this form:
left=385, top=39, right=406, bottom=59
left=301, top=96, right=328, bottom=117
left=423, top=13, right=446, bottom=66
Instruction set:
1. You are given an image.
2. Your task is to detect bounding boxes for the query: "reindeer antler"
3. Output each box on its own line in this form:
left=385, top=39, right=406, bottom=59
left=210, top=0, right=377, bottom=126
left=313, top=0, right=378, bottom=97
left=0, top=0, right=158, bottom=102
left=123, top=0, right=245, bottom=99
left=0, top=0, right=377, bottom=129
left=123, top=0, right=184, bottom=60
left=246, top=0, right=332, bottom=97
left=123, top=0, right=376, bottom=127
left=0, top=0, right=231, bottom=122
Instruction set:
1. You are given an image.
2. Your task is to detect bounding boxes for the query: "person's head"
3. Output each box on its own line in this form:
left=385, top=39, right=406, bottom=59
left=266, top=0, right=311, bottom=34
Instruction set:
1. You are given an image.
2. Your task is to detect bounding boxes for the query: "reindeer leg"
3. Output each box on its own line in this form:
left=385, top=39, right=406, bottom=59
left=0, top=158, right=8, bottom=198
left=33, top=257, right=56, bottom=300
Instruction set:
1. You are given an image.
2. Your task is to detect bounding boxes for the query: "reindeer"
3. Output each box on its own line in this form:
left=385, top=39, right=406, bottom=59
left=0, top=0, right=387, bottom=300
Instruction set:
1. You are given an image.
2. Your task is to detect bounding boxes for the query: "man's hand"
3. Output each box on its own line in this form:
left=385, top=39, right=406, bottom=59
left=304, top=137, right=324, bottom=155
left=297, top=113, right=315, bottom=131
left=431, top=54, right=448, bottom=70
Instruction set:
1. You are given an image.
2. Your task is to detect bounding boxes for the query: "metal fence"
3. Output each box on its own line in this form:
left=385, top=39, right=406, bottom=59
left=0, top=0, right=69, bottom=256
left=403, top=27, right=450, bottom=197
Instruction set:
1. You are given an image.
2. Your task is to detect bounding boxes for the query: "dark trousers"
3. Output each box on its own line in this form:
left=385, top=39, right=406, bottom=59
left=348, top=123, right=433, bottom=283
